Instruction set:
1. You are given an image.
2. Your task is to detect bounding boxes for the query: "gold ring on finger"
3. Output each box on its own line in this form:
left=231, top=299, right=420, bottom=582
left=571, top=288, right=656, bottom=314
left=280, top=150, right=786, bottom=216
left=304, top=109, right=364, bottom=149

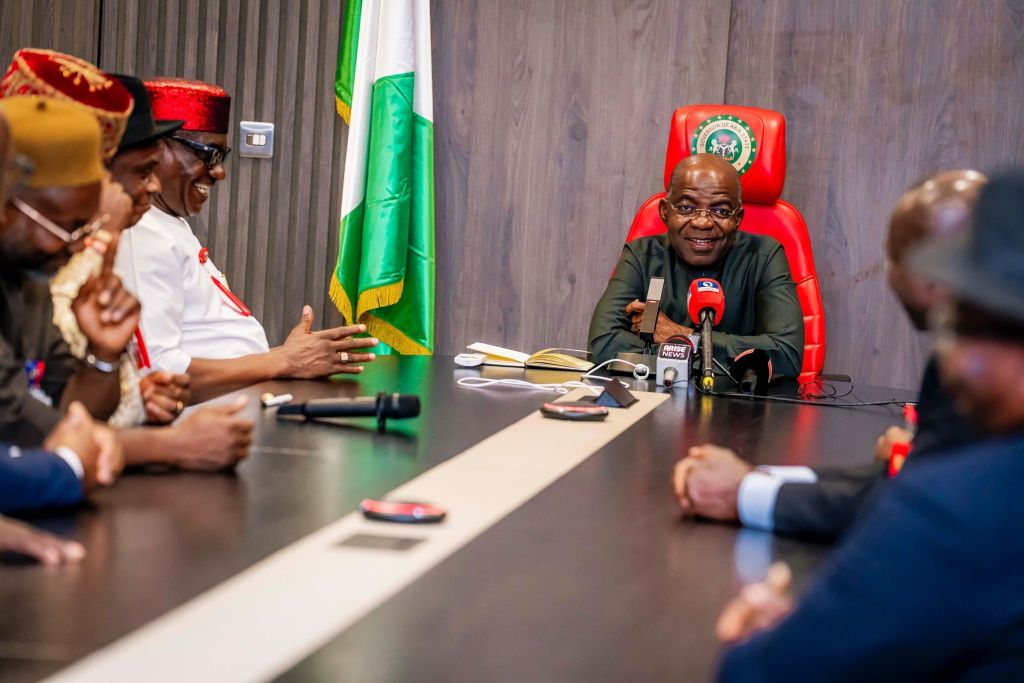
left=176, top=400, right=184, bottom=413
left=339, top=351, right=350, bottom=363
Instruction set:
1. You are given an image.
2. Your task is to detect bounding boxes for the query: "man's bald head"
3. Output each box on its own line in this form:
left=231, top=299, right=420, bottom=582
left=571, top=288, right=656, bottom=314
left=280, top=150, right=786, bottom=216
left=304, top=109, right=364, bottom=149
left=662, top=154, right=745, bottom=267
left=887, top=170, right=987, bottom=329
left=668, top=154, right=743, bottom=204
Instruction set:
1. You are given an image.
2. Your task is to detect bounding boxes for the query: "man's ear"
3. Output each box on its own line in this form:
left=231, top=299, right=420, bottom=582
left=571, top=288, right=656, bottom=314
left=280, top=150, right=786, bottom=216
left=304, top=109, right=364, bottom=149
left=658, top=197, right=670, bottom=226
left=735, top=206, right=745, bottom=228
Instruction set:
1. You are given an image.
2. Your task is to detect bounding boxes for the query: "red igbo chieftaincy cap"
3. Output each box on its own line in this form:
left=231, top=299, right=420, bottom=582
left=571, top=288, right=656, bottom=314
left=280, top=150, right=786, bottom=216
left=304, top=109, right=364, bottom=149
left=145, top=77, right=230, bottom=134
left=1, top=48, right=134, bottom=160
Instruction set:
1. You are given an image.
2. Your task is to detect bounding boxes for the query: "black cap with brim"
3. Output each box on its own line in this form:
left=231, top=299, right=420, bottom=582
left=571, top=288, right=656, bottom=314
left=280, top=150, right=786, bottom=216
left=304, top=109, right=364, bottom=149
left=112, top=73, right=185, bottom=151
left=908, top=170, right=1024, bottom=327
left=910, top=236, right=1024, bottom=326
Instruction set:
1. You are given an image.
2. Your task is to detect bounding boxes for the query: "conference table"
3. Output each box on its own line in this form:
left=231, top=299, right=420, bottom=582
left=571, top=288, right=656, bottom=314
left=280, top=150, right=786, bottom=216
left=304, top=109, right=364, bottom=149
left=0, top=357, right=915, bottom=682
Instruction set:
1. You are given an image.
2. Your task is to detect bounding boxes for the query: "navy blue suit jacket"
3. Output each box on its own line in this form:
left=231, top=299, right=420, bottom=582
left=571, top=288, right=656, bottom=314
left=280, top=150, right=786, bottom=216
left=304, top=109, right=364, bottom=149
left=718, top=431, right=1024, bottom=682
left=0, top=442, right=83, bottom=513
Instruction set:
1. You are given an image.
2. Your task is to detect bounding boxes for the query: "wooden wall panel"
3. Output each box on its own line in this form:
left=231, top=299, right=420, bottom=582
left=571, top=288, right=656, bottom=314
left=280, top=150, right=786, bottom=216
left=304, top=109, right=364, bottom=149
left=95, top=0, right=349, bottom=344
left=724, top=0, right=1024, bottom=388
left=0, top=0, right=99, bottom=67
left=431, top=0, right=732, bottom=355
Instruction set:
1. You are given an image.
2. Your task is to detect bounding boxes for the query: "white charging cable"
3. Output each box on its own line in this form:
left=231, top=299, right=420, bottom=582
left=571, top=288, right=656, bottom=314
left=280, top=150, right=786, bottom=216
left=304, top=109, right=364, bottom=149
left=455, top=358, right=650, bottom=394
left=582, top=358, right=650, bottom=383
left=455, top=376, right=601, bottom=395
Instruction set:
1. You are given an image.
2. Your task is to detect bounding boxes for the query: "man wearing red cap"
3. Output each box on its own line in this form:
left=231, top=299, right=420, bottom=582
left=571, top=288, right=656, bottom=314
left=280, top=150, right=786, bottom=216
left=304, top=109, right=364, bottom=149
left=117, top=78, right=377, bottom=402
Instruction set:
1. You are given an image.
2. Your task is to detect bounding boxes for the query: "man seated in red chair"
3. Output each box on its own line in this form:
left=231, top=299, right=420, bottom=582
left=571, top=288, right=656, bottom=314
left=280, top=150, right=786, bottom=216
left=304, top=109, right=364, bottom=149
left=588, top=154, right=803, bottom=380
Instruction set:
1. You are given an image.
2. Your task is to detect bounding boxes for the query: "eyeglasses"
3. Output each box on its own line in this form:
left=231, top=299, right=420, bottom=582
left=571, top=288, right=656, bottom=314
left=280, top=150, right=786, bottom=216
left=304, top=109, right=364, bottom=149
left=12, top=196, right=109, bottom=243
left=665, top=202, right=741, bottom=223
left=170, top=135, right=232, bottom=169
left=6, top=153, right=34, bottom=188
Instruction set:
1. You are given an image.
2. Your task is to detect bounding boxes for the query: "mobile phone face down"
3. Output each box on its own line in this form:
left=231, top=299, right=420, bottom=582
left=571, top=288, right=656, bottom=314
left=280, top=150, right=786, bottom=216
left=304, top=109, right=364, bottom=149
left=539, top=401, right=609, bottom=421
left=360, top=499, right=447, bottom=524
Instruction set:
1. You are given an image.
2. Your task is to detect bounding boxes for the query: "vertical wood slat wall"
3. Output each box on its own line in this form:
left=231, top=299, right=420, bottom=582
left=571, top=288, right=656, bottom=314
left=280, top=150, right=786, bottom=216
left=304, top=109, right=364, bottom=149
left=3, top=1, right=1023, bottom=389
left=0, top=1, right=100, bottom=65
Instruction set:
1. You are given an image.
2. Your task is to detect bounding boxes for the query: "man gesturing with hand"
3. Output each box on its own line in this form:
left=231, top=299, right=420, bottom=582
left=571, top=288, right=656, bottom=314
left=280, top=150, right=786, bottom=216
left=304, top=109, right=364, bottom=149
left=115, top=78, right=378, bottom=403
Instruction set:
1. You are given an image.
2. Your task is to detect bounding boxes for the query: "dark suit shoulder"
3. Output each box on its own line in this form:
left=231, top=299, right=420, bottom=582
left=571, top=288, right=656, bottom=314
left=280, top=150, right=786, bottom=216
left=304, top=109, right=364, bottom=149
left=874, top=433, right=1024, bottom=585
left=895, top=433, right=1024, bottom=525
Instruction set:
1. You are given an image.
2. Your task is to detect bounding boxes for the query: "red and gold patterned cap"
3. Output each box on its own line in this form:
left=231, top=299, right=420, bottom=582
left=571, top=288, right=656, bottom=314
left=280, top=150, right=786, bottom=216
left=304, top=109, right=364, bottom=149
left=145, top=77, right=231, bottom=134
left=0, top=48, right=133, bottom=161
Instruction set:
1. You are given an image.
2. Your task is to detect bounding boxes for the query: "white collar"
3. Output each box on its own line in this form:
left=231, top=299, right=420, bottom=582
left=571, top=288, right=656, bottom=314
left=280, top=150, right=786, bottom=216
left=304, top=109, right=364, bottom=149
left=141, top=205, right=192, bottom=230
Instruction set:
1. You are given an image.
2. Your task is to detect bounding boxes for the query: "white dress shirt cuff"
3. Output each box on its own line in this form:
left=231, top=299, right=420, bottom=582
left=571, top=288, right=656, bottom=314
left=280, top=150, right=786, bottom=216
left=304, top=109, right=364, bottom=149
left=737, top=472, right=783, bottom=532
left=153, top=347, right=193, bottom=376
left=737, top=467, right=818, bottom=532
left=757, top=465, right=818, bottom=484
left=53, top=446, right=84, bottom=480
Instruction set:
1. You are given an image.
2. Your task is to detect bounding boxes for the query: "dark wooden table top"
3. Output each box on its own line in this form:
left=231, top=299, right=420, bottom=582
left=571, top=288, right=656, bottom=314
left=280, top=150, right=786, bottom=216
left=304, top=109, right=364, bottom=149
left=0, top=357, right=914, bottom=681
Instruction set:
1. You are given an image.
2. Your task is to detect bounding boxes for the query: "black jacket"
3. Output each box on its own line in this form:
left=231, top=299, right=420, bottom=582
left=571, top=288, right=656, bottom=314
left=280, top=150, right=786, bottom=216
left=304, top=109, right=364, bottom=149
left=772, top=357, right=978, bottom=541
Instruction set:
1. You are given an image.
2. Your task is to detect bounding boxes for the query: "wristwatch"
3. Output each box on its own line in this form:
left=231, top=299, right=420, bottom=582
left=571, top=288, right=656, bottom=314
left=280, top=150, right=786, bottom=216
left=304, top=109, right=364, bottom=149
left=84, top=350, right=120, bottom=374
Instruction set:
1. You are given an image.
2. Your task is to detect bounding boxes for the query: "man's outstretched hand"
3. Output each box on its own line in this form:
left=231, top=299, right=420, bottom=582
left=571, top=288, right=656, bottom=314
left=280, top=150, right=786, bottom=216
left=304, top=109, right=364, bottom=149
left=273, top=305, right=379, bottom=378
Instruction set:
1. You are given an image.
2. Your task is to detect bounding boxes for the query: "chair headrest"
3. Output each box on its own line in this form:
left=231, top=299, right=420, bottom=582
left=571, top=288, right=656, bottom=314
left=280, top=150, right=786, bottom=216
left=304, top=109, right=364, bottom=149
left=663, top=105, right=786, bottom=205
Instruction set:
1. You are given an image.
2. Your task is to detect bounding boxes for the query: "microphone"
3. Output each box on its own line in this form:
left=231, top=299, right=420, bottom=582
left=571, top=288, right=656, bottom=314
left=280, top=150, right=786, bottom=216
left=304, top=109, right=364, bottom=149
left=612, top=276, right=668, bottom=375
left=637, top=277, right=665, bottom=351
left=730, top=349, right=771, bottom=395
left=656, top=338, right=694, bottom=389
left=277, top=392, right=420, bottom=432
left=687, top=279, right=725, bottom=391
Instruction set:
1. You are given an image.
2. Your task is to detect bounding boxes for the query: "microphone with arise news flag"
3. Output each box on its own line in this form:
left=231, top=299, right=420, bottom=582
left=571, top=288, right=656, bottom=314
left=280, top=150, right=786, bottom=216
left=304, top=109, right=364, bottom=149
left=687, top=278, right=725, bottom=391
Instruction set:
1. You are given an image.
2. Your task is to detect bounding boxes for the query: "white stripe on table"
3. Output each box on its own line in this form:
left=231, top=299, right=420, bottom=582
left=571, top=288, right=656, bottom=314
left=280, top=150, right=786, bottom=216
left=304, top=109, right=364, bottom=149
left=47, top=389, right=667, bottom=683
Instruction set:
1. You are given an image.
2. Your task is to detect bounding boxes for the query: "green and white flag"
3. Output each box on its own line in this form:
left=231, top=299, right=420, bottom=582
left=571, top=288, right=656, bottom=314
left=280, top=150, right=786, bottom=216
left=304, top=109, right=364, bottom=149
left=331, top=0, right=435, bottom=354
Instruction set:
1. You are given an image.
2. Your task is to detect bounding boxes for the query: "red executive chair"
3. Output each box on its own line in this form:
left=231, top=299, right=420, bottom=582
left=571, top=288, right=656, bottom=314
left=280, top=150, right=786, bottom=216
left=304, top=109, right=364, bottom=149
left=624, top=105, right=826, bottom=385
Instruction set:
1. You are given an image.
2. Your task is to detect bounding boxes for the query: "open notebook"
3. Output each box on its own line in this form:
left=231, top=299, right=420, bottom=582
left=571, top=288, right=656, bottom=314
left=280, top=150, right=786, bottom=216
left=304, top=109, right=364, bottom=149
left=466, top=342, right=594, bottom=371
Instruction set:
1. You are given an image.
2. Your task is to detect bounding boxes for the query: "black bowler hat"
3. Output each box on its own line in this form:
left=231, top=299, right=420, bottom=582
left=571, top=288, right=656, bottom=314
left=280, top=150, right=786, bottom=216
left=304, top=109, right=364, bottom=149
left=910, top=170, right=1024, bottom=325
left=112, top=73, right=183, bottom=150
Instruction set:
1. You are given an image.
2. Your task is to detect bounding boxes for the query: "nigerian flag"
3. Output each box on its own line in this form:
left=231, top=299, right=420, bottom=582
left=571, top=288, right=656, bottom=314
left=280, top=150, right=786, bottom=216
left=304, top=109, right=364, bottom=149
left=330, top=0, right=434, bottom=354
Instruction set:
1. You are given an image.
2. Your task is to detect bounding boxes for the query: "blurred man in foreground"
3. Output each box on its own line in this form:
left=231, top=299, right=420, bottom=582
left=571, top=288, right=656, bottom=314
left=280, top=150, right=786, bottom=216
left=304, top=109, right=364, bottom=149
left=0, top=101, right=119, bottom=565
left=716, top=171, right=1024, bottom=682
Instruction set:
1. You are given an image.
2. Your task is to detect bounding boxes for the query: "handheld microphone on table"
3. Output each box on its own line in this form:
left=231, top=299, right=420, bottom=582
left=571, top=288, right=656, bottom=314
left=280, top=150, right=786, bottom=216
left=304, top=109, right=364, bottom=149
left=612, top=276, right=666, bottom=375
left=686, top=278, right=725, bottom=391
left=656, top=337, right=694, bottom=389
left=277, top=392, right=420, bottom=432
left=637, top=277, right=665, bottom=352
left=730, top=348, right=771, bottom=396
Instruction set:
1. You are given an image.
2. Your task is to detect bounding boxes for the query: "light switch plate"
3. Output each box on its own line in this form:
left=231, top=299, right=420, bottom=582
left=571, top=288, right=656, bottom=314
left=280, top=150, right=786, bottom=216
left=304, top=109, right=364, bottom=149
left=239, top=121, right=274, bottom=158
